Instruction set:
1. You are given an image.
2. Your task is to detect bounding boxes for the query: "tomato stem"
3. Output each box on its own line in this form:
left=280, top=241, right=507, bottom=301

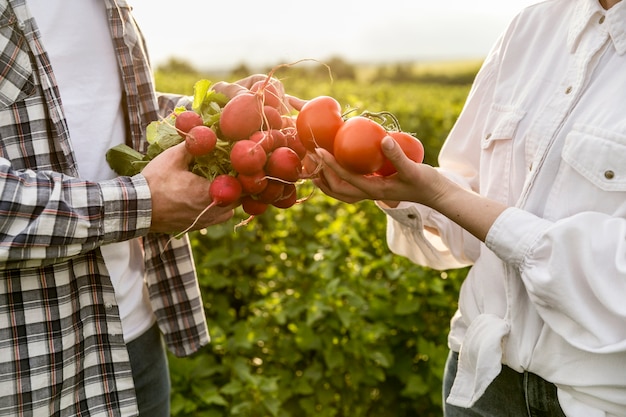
left=359, top=110, right=402, bottom=131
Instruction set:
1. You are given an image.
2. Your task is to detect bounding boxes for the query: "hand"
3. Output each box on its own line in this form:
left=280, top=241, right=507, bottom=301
left=311, top=135, right=446, bottom=206
left=211, top=74, right=267, bottom=99
left=313, top=135, right=508, bottom=242
left=211, top=74, right=305, bottom=113
left=141, top=143, right=235, bottom=234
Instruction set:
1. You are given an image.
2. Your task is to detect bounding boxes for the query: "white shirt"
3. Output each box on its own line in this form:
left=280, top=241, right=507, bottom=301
left=28, top=0, right=155, bottom=342
left=381, top=0, right=626, bottom=415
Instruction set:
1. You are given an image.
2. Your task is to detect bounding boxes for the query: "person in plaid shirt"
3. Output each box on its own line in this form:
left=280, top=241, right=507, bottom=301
left=0, top=0, right=268, bottom=415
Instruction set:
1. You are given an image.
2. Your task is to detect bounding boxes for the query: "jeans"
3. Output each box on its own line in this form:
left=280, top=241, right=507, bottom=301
left=443, top=351, right=567, bottom=417
left=127, top=322, right=171, bottom=417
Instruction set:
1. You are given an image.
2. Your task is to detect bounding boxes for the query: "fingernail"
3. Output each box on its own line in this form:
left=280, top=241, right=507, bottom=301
left=382, top=136, right=395, bottom=150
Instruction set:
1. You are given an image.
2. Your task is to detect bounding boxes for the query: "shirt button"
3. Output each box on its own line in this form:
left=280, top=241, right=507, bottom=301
left=599, top=15, right=606, bottom=24
left=565, top=86, right=573, bottom=94
left=407, top=214, right=417, bottom=220
left=604, top=170, right=615, bottom=180
left=105, top=302, right=113, bottom=310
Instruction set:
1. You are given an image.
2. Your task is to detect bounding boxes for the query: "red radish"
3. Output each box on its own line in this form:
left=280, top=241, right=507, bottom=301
left=269, top=129, right=287, bottom=150
left=272, top=183, right=297, bottom=209
left=237, top=171, right=268, bottom=195
left=257, top=179, right=284, bottom=204
left=262, top=106, right=283, bottom=130
left=281, top=115, right=296, bottom=129
left=250, top=78, right=282, bottom=109
left=175, top=110, right=203, bottom=138
left=182, top=175, right=241, bottom=235
left=230, top=140, right=267, bottom=175
left=241, top=195, right=269, bottom=216
left=185, top=125, right=217, bottom=156
left=219, top=93, right=264, bottom=141
left=209, top=174, right=242, bottom=207
left=249, top=130, right=275, bottom=153
left=283, top=128, right=307, bottom=160
left=265, top=147, right=302, bottom=183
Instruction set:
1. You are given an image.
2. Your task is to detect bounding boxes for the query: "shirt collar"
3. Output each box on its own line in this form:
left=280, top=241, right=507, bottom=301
left=569, top=0, right=626, bottom=55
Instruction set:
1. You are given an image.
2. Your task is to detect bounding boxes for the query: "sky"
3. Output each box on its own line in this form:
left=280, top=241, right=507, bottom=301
left=130, top=0, right=542, bottom=72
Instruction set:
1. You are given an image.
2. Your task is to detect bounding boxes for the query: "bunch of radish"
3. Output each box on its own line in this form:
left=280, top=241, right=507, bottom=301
left=106, top=72, right=425, bottom=232
left=133, top=76, right=309, bottom=222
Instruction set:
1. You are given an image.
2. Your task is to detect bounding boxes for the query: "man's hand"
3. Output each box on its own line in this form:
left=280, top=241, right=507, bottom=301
left=211, top=74, right=305, bottom=113
left=141, top=143, right=235, bottom=234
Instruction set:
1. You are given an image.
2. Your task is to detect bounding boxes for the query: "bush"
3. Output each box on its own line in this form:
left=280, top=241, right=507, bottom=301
left=168, top=189, right=465, bottom=417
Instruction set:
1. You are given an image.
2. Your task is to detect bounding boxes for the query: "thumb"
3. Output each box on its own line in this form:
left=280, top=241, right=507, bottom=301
left=380, top=135, right=412, bottom=173
left=381, top=135, right=401, bottom=158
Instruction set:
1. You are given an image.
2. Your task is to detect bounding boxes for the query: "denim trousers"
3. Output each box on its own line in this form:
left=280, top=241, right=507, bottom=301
left=443, top=351, right=567, bottom=417
left=127, top=322, right=171, bottom=417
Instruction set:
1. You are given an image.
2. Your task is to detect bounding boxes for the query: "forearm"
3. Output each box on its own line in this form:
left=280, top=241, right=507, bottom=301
left=0, top=162, right=151, bottom=268
left=428, top=176, right=507, bottom=242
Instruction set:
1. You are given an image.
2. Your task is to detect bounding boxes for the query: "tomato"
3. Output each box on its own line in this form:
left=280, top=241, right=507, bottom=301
left=333, top=116, right=387, bottom=175
left=375, top=131, right=425, bottom=176
left=295, top=96, right=344, bottom=153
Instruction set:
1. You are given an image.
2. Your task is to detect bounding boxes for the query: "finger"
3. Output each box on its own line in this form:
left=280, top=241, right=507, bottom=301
left=380, top=136, right=412, bottom=174
left=313, top=150, right=374, bottom=202
left=314, top=148, right=362, bottom=185
left=285, top=94, right=306, bottom=112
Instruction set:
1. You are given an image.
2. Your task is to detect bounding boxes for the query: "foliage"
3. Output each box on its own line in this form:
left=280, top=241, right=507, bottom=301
left=372, top=60, right=483, bottom=85
left=154, top=62, right=473, bottom=417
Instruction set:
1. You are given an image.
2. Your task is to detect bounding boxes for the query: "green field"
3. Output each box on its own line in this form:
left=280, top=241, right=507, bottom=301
left=156, top=60, right=477, bottom=417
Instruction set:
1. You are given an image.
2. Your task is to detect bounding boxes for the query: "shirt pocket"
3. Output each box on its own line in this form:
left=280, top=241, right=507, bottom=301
left=551, top=124, right=626, bottom=217
left=0, top=8, right=36, bottom=109
left=479, top=104, right=526, bottom=203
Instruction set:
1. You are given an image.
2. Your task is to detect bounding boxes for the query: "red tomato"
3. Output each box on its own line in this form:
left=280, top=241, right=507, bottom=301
left=295, top=96, right=344, bottom=153
left=333, top=116, right=387, bottom=175
left=375, top=131, right=425, bottom=176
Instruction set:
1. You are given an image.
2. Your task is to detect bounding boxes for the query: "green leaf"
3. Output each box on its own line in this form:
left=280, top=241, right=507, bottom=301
left=192, top=387, right=229, bottom=407
left=323, top=346, right=345, bottom=370
left=220, top=380, right=244, bottom=396
left=306, top=300, right=332, bottom=326
left=192, top=79, right=212, bottom=112
left=191, top=79, right=229, bottom=123
left=105, top=144, right=144, bottom=176
left=401, top=374, right=430, bottom=396
left=262, top=396, right=281, bottom=417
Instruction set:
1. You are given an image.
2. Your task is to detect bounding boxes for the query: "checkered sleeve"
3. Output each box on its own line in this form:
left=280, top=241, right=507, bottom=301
left=156, top=92, right=192, bottom=116
left=0, top=159, right=152, bottom=269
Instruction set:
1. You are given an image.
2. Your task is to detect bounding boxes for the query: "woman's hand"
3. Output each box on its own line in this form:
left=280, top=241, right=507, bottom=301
left=310, top=135, right=446, bottom=206
left=311, top=135, right=507, bottom=242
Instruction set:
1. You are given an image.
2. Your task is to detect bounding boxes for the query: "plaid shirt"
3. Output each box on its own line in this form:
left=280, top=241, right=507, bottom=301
left=0, top=0, right=209, bottom=415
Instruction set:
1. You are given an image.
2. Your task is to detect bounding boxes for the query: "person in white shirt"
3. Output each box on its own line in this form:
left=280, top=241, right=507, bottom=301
left=310, top=0, right=626, bottom=415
